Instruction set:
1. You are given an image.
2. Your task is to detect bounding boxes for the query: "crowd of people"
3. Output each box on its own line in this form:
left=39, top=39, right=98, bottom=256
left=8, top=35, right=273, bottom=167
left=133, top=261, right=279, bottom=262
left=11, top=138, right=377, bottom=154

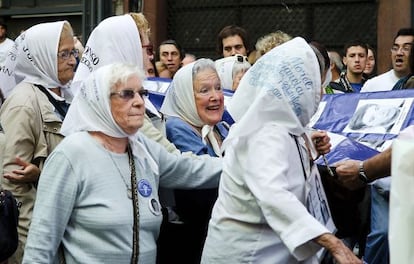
left=0, top=10, right=412, bottom=264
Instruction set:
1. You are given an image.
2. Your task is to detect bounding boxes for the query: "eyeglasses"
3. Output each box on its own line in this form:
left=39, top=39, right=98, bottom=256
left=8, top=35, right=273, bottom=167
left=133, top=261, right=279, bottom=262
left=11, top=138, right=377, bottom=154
left=110, top=88, right=149, bottom=100
left=391, top=43, right=412, bottom=53
left=235, top=54, right=248, bottom=63
left=142, top=44, right=154, bottom=56
left=57, top=49, right=79, bottom=60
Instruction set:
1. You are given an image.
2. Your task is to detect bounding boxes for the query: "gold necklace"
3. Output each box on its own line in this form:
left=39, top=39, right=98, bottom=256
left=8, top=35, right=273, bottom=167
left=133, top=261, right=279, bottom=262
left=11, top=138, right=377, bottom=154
left=107, top=151, right=132, bottom=199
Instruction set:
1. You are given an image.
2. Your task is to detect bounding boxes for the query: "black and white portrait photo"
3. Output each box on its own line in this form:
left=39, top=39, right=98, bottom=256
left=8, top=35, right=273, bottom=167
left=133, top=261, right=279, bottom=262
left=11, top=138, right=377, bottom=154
left=343, top=98, right=413, bottom=134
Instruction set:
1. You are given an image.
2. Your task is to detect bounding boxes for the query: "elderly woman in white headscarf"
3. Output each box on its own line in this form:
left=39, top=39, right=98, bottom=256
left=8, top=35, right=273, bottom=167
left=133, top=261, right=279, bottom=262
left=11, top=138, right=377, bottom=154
left=0, top=21, right=77, bottom=263
left=159, top=58, right=228, bottom=263
left=161, top=58, right=228, bottom=157
left=22, top=63, right=222, bottom=264
left=201, top=37, right=362, bottom=264
left=71, top=12, right=178, bottom=154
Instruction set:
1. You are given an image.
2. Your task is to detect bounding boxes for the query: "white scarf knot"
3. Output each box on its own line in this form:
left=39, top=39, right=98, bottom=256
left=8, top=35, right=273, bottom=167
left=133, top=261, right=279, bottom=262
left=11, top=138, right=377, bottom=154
left=201, top=125, right=222, bottom=157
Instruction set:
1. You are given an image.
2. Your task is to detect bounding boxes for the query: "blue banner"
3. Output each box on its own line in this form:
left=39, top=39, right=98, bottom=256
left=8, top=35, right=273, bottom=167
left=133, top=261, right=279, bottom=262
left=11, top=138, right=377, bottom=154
left=144, top=77, right=235, bottom=124
left=144, top=78, right=414, bottom=164
left=310, top=90, right=414, bottom=164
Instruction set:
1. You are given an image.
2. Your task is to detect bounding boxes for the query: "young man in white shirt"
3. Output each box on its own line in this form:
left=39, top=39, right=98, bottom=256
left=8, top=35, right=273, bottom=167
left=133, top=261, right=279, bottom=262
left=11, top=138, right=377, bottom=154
left=361, top=28, right=414, bottom=92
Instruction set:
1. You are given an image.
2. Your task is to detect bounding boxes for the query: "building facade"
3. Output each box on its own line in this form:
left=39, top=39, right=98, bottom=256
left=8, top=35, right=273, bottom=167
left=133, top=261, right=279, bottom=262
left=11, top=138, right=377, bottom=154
left=0, top=0, right=412, bottom=73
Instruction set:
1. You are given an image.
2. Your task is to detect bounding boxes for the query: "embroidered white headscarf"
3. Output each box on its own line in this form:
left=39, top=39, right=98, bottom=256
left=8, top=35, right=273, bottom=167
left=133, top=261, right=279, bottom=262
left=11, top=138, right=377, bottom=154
left=70, top=14, right=160, bottom=116
left=61, top=63, right=158, bottom=173
left=225, top=37, right=325, bottom=144
left=71, top=14, right=143, bottom=95
left=0, top=21, right=68, bottom=98
left=160, top=59, right=223, bottom=156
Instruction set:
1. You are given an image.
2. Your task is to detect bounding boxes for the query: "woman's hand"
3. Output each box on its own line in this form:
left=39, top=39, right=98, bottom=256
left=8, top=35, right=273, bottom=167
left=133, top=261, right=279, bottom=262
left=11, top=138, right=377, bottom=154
left=314, top=233, right=362, bottom=264
left=3, top=156, right=41, bottom=183
left=311, top=130, right=331, bottom=156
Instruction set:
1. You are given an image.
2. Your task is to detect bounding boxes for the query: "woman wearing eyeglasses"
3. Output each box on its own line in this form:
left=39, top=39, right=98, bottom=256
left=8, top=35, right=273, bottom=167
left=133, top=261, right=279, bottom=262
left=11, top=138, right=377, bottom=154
left=72, top=13, right=179, bottom=154
left=22, top=63, right=222, bottom=264
left=0, top=21, right=76, bottom=263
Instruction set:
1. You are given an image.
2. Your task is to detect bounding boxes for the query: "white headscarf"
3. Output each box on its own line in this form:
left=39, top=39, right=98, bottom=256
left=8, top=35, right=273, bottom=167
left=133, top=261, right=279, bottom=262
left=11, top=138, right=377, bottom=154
left=71, top=14, right=143, bottom=96
left=226, top=37, right=324, bottom=144
left=70, top=14, right=160, bottom=116
left=215, top=55, right=251, bottom=90
left=0, top=21, right=67, bottom=98
left=61, top=63, right=158, bottom=173
left=160, top=60, right=222, bottom=156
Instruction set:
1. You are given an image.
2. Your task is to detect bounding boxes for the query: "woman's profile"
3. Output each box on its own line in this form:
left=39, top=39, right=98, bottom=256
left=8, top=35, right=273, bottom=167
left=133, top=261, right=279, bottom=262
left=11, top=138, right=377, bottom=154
left=347, top=103, right=401, bottom=133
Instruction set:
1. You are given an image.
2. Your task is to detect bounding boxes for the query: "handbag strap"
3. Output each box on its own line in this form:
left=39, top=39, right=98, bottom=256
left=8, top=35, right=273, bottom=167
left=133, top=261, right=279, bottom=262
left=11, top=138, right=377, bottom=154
left=293, top=135, right=315, bottom=180
left=127, top=144, right=139, bottom=263
left=293, top=135, right=307, bottom=180
left=34, top=84, right=69, bottom=119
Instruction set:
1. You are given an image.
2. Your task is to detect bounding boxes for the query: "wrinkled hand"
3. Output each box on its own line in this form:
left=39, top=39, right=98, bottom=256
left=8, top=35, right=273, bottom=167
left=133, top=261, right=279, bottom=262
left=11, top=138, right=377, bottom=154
left=315, top=233, right=362, bottom=264
left=311, top=130, right=331, bottom=156
left=3, top=157, right=41, bottom=183
left=334, top=159, right=365, bottom=190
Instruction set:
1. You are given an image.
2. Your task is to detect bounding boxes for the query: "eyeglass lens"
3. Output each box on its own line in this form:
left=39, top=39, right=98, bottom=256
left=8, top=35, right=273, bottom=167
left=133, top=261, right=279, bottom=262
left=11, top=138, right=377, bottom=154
left=58, top=49, right=79, bottom=59
left=113, top=89, right=149, bottom=100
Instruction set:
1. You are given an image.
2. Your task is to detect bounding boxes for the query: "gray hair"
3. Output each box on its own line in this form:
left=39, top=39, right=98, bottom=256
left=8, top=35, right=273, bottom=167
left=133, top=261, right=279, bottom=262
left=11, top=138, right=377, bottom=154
left=192, top=58, right=217, bottom=81
left=328, top=51, right=343, bottom=72
left=108, top=63, right=146, bottom=93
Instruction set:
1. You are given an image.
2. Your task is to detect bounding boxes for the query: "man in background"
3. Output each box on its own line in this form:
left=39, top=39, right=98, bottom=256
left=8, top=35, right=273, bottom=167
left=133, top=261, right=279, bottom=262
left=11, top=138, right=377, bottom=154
left=156, top=39, right=184, bottom=78
left=332, top=40, right=368, bottom=93
left=362, top=28, right=414, bottom=92
left=216, top=25, right=250, bottom=58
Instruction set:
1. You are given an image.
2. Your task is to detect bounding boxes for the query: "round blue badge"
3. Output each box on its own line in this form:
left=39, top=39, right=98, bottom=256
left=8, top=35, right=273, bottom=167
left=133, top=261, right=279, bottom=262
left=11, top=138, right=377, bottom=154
left=138, top=179, right=152, bottom=197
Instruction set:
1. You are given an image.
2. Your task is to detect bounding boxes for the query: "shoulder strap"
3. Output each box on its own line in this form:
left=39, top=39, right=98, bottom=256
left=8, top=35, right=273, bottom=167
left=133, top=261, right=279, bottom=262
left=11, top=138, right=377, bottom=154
left=293, top=135, right=307, bottom=180
left=127, top=144, right=140, bottom=263
left=34, top=84, right=68, bottom=119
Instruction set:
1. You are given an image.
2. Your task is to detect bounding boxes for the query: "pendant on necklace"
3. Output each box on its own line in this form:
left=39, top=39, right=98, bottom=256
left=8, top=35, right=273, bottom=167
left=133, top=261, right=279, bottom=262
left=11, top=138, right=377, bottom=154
left=127, top=189, right=133, bottom=199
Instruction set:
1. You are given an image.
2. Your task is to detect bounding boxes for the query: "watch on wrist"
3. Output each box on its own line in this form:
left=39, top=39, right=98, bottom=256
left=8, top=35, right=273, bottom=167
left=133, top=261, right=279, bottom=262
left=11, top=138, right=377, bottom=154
left=358, top=161, right=369, bottom=184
